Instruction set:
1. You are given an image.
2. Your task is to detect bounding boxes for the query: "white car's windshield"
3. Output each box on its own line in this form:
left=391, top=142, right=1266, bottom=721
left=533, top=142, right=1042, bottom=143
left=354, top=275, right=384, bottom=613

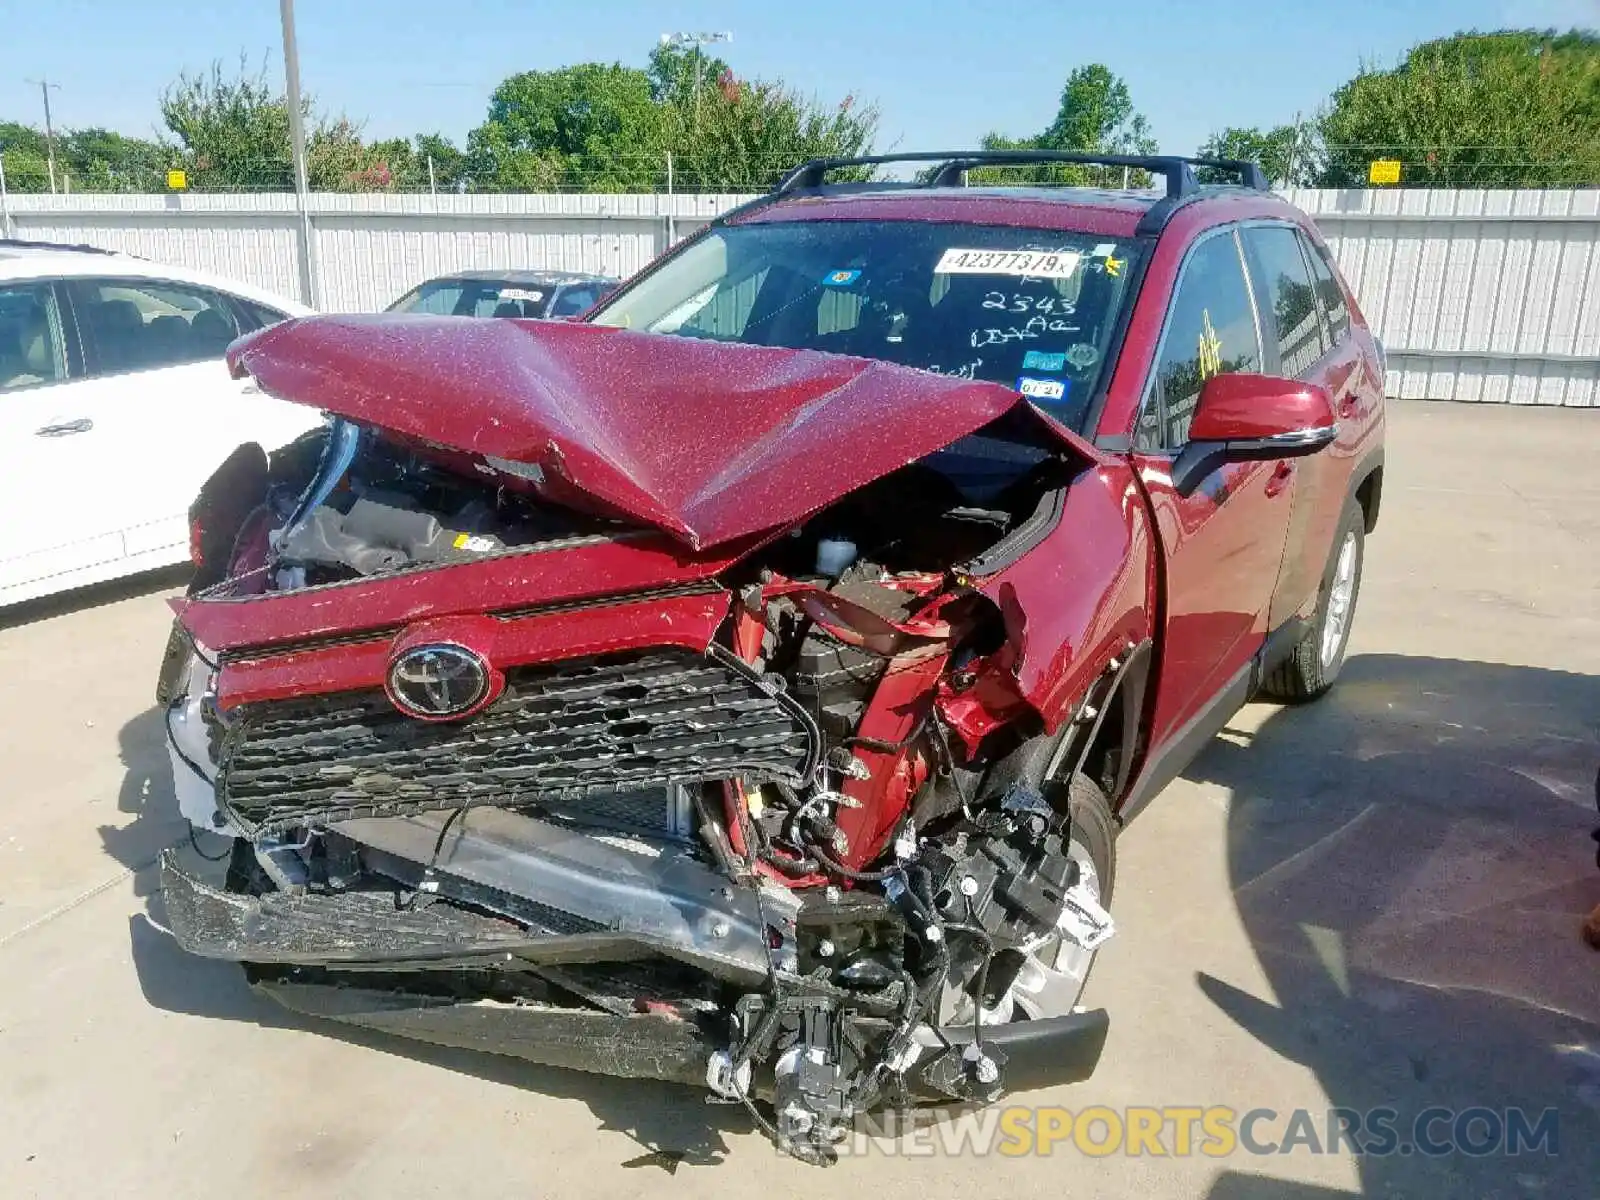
left=589, top=219, right=1142, bottom=427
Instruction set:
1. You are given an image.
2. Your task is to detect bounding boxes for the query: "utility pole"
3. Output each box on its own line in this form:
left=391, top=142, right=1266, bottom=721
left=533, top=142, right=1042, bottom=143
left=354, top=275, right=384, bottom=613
left=25, top=78, right=61, bottom=194
left=278, top=0, right=320, bottom=307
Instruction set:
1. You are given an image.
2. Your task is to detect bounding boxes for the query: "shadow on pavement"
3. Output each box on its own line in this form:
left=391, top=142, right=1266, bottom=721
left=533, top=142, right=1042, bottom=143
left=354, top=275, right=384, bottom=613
left=111, top=650, right=1600, bottom=1181
left=1191, top=654, right=1600, bottom=1197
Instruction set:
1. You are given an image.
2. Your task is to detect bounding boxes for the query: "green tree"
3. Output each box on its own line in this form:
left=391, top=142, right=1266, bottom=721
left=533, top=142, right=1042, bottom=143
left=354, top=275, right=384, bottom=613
left=61, top=128, right=170, bottom=191
left=660, top=70, right=878, bottom=191
left=466, top=63, right=665, bottom=191
left=1316, top=30, right=1600, bottom=187
left=159, top=57, right=405, bottom=192
left=1196, top=125, right=1307, bottom=186
left=647, top=42, right=734, bottom=108
left=1, top=122, right=53, bottom=192
left=160, top=58, right=295, bottom=189
left=969, top=64, right=1156, bottom=184
left=413, top=133, right=468, bottom=191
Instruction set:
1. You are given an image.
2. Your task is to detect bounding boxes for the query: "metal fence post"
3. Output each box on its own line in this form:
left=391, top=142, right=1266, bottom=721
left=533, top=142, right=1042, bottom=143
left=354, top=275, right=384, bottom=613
left=0, top=156, right=12, bottom=239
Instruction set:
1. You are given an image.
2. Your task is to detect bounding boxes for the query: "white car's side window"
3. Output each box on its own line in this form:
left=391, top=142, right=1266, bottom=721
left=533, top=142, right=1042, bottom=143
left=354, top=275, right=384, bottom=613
left=0, top=283, right=68, bottom=392
left=70, top=278, right=243, bottom=377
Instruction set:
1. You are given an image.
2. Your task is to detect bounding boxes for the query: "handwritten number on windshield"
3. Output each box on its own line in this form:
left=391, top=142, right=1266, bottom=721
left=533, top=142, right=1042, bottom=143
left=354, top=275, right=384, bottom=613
left=970, top=315, right=1081, bottom=348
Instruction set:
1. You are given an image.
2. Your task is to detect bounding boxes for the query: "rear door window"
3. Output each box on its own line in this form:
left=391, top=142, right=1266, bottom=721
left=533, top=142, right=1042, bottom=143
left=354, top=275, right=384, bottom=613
left=1138, top=229, right=1263, bottom=449
left=0, top=283, right=69, bottom=391
left=68, top=278, right=243, bottom=375
left=1242, top=224, right=1326, bottom=378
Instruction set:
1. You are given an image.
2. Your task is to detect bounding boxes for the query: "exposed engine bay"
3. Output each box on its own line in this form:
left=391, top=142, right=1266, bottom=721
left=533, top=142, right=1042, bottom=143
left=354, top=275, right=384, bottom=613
left=158, top=320, right=1132, bottom=1164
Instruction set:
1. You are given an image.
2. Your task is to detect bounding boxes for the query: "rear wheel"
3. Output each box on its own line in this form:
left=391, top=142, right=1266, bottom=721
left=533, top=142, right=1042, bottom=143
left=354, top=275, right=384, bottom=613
left=1260, top=497, right=1365, bottom=702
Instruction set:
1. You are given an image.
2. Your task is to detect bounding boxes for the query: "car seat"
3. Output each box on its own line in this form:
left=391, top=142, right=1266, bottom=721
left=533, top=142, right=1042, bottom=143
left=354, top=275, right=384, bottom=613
left=189, top=307, right=238, bottom=356
left=89, top=299, right=147, bottom=372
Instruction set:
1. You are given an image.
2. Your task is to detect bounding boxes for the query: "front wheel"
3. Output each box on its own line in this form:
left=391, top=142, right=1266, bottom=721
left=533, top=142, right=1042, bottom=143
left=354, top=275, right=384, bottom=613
left=940, top=774, right=1116, bottom=1025
left=1260, top=497, right=1366, bottom=702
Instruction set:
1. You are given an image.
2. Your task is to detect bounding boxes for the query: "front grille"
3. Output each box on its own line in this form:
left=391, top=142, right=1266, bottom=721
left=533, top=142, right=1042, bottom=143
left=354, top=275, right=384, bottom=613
left=218, top=648, right=817, bottom=834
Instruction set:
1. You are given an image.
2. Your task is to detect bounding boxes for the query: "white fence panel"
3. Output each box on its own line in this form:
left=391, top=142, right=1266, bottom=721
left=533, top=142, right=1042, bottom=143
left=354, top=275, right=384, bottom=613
left=4, top=188, right=1597, bottom=405
left=1284, top=188, right=1600, bottom=407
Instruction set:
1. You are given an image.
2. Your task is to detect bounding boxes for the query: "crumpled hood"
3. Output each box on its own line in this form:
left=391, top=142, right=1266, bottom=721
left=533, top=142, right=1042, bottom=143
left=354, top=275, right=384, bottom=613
left=228, top=315, right=1094, bottom=550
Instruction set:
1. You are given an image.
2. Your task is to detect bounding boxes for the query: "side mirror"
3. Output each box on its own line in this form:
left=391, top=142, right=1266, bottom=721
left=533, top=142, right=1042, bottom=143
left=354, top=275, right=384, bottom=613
left=1171, top=374, right=1337, bottom=497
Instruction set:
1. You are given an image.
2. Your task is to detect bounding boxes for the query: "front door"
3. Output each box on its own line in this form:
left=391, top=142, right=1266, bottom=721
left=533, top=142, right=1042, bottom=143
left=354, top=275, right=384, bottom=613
left=1128, top=228, right=1295, bottom=748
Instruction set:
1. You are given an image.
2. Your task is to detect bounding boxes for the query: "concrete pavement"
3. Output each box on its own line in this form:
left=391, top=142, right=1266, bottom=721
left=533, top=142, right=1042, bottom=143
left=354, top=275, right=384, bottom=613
left=2, top=401, right=1597, bottom=1197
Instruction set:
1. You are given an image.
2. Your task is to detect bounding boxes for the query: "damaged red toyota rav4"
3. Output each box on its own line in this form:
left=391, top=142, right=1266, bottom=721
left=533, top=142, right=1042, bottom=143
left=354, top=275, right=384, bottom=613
left=155, top=151, right=1384, bottom=1163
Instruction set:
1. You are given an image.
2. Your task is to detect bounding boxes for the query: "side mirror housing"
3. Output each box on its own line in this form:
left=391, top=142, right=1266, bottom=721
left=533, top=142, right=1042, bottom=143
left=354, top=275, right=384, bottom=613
left=1172, top=374, right=1337, bottom=497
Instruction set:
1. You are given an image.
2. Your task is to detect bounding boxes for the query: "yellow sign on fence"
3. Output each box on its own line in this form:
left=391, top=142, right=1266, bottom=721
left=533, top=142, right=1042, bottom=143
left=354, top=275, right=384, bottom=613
left=1368, top=159, right=1401, bottom=185
left=166, top=168, right=188, bottom=191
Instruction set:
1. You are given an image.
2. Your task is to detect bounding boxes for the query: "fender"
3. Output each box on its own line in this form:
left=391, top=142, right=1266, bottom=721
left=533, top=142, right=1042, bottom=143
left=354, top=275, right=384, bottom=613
left=1350, top=445, right=1384, bottom=532
left=975, top=459, right=1159, bottom=734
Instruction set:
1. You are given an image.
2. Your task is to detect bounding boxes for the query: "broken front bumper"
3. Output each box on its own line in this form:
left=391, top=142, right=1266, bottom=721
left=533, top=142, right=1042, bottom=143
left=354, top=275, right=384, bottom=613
left=158, top=827, right=1110, bottom=1099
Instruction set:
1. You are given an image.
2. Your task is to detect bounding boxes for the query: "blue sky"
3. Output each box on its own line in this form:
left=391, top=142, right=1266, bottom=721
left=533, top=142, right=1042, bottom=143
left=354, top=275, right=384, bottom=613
left=3, top=0, right=1597, bottom=157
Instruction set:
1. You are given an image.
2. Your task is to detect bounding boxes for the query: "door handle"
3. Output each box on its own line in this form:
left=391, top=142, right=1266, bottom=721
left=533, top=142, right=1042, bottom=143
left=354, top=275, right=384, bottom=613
left=1264, top=460, right=1294, bottom=498
left=1338, top=393, right=1361, bottom=419
left=35, top=418, right=94, bottom=437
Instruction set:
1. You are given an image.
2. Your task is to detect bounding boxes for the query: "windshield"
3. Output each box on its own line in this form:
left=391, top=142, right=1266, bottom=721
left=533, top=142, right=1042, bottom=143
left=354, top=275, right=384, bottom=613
left=589, top=219, right=1142, bottom=427
left=388, top=278, right=554, bottom=319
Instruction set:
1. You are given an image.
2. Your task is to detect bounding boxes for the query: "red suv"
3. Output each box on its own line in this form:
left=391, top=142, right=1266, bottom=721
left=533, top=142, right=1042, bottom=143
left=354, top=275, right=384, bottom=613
left=156, top=151, right=1383, bottom=1162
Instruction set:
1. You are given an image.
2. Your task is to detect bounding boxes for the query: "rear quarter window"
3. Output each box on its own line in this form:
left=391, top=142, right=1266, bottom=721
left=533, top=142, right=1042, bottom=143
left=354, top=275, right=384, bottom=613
left=1302, top=235, right=1350, bottom=344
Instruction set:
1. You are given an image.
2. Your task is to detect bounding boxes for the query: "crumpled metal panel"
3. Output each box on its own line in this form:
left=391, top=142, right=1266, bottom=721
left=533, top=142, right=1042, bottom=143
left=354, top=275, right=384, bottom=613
left=226, top=315, right=1094, bottom=549
left=158, top=849, right=541, bottom=964
left=219, top=648, right=817, bottom=833
left=255, top=979, right=716, bottom=1086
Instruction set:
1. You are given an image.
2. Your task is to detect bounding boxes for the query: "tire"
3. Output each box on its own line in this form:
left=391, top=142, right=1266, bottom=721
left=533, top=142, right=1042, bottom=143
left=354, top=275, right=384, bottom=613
left=1050, top=774, right=1117, bottom=1006
left=1019, top=773, right=1117, bottom=1018
left=1260, top=496, right=1365, bottom=703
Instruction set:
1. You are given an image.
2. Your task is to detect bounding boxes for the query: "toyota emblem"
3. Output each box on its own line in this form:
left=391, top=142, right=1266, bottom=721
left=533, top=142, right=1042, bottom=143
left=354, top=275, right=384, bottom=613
left=386, top=644, right=490, bottom=719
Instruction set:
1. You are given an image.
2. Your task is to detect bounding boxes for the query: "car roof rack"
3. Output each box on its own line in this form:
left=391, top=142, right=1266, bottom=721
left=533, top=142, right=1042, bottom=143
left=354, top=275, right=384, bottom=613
left=776, top=151, right=1269, bottom=198
left=0, top=237, right=118, bottom=256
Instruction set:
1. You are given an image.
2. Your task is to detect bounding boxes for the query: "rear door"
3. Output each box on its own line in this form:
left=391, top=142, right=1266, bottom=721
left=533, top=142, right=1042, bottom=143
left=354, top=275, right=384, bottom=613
left=1238, top=222, right=1341, bottom=628
left=1128, top=227, right=1294, bottom=747
left=0, top=279, right=124, bottom=592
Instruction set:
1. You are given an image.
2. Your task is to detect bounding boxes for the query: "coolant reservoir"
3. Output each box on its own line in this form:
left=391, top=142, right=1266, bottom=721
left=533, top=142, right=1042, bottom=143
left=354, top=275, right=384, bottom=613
left=816, top=537, right=857, bottom=577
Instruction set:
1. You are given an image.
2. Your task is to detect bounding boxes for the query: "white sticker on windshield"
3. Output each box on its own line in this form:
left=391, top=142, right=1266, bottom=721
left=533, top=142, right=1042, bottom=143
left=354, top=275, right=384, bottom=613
left=498, top=288, right=544, bottom=302
left=934, top=248, right=1082, bottom=278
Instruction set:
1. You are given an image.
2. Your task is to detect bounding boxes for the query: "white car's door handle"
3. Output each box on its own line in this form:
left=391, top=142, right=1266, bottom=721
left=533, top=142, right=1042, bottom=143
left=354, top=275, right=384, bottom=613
left=36, top=418, right=94, bottom=437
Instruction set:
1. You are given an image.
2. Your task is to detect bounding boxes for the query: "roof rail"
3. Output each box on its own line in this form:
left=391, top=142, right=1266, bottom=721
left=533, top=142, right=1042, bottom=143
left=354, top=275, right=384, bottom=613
left=774, top=151, right=1269, bottom=199
left=0, top=237, right=118, bottom=256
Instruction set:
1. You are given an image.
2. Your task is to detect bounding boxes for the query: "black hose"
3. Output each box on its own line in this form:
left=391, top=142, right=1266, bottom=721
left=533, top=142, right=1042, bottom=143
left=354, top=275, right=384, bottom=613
left=809, top=842, right=892, bottom=883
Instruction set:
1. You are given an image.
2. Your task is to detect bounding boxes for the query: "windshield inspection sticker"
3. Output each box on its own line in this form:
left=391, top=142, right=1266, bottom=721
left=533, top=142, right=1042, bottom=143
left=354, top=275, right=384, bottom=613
left=1022, top=349, right=1067, bottom=372
left=1065, top=342, right=1100, bottom=370
left=497, top=288, right=544, bottom=302
left=822, top=268, right=862, bottom=287
left=1016, top=376, right=1068, bottom=401
left=935, top=248, right=1082, bottom=278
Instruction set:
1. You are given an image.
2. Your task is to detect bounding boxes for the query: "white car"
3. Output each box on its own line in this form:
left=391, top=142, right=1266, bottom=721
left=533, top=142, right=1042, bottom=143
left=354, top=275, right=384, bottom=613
left=0, top=240, right=321, bottom=606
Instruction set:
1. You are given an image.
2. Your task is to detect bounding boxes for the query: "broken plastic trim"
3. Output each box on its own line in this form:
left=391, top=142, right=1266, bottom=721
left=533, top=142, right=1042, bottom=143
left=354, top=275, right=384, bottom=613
left=274, top=418, right=359, bottom=553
